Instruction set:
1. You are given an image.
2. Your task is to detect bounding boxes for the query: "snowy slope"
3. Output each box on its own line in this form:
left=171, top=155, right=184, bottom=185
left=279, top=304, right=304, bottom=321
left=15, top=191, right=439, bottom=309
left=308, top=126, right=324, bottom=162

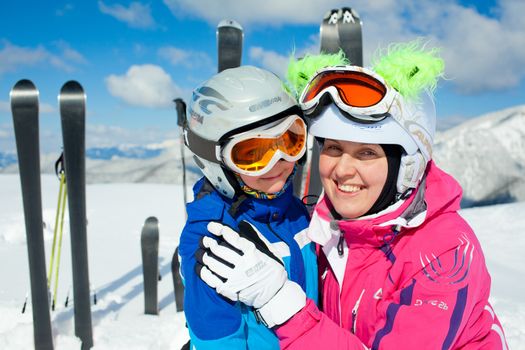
left=0, top=175, right=523, bottom=349
left=434, top=105, right=525, bottom=206
left=0, top=175, right=191, bottom=349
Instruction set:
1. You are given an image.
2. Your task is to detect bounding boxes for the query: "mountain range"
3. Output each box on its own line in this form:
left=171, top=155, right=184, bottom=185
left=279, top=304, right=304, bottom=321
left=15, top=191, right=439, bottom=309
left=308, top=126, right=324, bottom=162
left=1, top=105, right=524, bottom=207
left=433, top=104, right=525, bottom=206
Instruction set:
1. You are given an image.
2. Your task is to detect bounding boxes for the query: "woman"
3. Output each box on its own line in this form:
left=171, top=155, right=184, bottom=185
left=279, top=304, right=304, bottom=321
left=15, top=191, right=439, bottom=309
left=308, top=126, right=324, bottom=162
left=197, top=41, right=508, bottom=349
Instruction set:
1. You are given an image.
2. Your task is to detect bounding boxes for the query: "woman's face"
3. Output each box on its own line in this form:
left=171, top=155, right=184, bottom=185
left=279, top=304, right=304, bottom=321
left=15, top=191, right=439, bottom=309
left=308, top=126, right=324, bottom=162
left=319, top=139, right=389, bottom=219
left=239, top=160, right=295, bottom=194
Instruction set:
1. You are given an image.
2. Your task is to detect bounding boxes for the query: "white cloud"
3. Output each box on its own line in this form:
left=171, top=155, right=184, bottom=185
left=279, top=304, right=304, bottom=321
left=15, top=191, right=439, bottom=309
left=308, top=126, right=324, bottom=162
left=98, top=1, right=156, bottom=29
left=163, top=0, right=525, bottom=94
left=0, top=41, right=49, bottom=74
left=163, top=0, right=356, bottom=25
left=54, top=40, right=88, bottom=65
left=0, top=40, right=86, bottom=75
left=249, top=47, right=289, bottom=77
left=0, top=128, right=9, bottom=139
left=0, top=101, right=9, bottom=112
left=55, top=3, right=74, bottom=16
left=433, top=2, right=525, bottom=93
left=248, top=34, right=321, bottom=77
left=158, top=46, right=213, bottom=68
left=105, top=64, right=183, bottom=108
left=40, top=103, right=56, bottom=114
left=0, top=124, right=15, bottom=152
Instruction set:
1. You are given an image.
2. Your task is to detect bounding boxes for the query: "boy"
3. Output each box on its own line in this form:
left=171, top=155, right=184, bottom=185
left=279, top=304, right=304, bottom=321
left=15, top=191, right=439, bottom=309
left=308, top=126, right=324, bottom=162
left=178, top=66, right=318, bottom=349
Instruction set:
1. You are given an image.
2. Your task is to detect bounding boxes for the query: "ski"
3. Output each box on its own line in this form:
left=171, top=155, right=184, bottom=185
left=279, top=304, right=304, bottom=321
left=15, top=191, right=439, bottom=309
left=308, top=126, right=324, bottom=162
left=302, top=9, right=342, bottom=202
left=59, top=81, right=93, bottom=349
left=337, top=7, right=363, bottom=66
left=320, top=9, right=341, bottom=54
left=305, top=137, right=323, bottom=200
left=217, top=19, right=243, bottom=72
left=141, top=216, right=159, bottom=315
left=172, top=246, right=184, bottom=312
left=11, top=79, right=54, bottom=350
left=302, top=7, right=364, bottom=200
left=302, top=9, right=342, bottom=201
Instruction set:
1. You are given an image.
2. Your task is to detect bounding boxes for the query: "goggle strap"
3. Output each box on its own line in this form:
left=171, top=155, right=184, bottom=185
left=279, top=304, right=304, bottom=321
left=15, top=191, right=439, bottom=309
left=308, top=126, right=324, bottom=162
left=219, top=105, right=303, bottom=142
left=184, top=127, right=221, bottom=163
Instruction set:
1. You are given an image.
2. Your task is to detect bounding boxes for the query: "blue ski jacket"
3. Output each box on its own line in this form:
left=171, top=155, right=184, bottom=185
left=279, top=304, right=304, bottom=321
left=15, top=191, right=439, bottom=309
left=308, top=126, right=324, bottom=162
left=179, top=177, right=318, bottom=349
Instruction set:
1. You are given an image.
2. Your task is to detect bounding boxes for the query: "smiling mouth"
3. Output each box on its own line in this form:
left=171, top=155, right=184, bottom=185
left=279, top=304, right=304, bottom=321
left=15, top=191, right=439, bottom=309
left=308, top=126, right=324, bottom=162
left=336, top=182, right=364, bottom=193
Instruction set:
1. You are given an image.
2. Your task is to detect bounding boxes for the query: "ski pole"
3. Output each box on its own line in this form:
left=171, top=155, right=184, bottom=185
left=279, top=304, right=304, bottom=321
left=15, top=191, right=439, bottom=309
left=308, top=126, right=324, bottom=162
left=21, top=293, right=28, bottom=314
left=52, top=176, right=67, bottom=310
left=174, top=98, right=188, bottom=218
left=48, top=157, right=66, bottom=288
left=64, top=286, right=71, bottom=308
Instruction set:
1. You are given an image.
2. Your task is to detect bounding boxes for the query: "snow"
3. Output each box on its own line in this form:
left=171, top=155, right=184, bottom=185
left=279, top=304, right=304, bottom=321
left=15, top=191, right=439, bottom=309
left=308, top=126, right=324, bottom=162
left=0, top=175, right=191, bottom=349
left=1, top=174, right=523, bottom=349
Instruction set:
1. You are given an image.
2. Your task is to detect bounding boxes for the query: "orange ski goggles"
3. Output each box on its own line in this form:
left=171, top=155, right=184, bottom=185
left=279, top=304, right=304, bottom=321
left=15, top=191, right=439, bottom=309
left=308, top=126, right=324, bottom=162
left=222, top=115, right=307, bottom=176
left=299, top=66, right=398, bottom=122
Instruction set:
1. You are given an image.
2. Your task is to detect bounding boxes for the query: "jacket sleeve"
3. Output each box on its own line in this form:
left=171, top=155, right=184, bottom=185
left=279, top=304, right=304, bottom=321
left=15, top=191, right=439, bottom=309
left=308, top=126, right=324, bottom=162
left=275, top=236, right=508, bottom=350
left=276, top=299, right=366, bottom=349
left=179, top=216, right=249, bottom=349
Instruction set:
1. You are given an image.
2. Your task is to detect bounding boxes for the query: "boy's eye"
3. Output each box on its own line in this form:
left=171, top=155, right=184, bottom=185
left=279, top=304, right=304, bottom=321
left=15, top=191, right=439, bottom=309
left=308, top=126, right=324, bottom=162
left=239, top=147, right=258, bottom=158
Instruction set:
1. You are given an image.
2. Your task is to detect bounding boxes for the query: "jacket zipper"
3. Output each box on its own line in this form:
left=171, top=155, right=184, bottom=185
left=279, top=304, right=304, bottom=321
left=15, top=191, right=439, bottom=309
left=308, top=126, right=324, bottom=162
left=337, top=232, right=345, bottom=256
left=352, top=289, right=366, bottom=334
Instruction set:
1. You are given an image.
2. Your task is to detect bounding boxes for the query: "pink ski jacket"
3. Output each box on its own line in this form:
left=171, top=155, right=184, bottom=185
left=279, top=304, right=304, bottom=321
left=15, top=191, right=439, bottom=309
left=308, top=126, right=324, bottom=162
left=276, top=162, right=508, bottom=349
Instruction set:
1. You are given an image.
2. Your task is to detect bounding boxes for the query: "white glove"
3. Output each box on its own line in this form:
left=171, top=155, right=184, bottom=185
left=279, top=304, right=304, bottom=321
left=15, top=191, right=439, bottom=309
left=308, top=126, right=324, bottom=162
left=197, top=221, right=306, bottom=327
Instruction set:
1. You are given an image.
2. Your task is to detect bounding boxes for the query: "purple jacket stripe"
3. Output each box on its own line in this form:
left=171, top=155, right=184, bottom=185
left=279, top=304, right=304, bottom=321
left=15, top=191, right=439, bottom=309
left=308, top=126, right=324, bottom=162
left=380, top=244, right=396, bottom=263
left=371, top=279, right=416, bottom=349
left=442, top=286, right=468, bottom=350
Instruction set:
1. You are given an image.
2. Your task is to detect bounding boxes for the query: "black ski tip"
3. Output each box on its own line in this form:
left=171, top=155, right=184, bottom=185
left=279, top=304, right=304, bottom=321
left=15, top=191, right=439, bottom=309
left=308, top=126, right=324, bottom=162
left=59, top=80, right=85, bottom=98
left=10, top=79, right=39, bottom=105
left=141, top=216, right=159, bottom=241
left=145, top=216, right=159, bottom=226
left=12, top=79, right=36, bottom=91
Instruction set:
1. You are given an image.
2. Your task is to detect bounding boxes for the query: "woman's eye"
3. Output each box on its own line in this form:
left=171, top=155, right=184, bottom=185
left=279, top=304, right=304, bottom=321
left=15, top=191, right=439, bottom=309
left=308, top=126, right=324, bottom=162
left=358, top=148, right=381, bottom=159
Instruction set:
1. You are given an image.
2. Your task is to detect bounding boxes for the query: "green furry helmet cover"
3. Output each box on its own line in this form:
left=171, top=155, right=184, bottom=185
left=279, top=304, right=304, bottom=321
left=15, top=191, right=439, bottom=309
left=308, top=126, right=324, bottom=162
left=286, top=50, right=349, bottom=99
left=286, top=39, right=444, bottom=101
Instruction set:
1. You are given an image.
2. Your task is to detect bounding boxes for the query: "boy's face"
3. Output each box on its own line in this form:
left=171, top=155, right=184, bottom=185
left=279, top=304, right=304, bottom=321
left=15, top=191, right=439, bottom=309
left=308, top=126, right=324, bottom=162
left=239, top=160, right=295, bottom=194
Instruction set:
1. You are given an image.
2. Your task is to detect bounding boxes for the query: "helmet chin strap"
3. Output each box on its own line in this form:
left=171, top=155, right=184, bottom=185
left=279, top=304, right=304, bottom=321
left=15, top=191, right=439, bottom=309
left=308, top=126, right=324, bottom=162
left=396, top=151, right=426, bottom=194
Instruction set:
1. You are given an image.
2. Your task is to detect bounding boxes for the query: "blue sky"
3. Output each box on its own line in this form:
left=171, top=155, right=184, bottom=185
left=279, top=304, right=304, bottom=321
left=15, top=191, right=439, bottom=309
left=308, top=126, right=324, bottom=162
left=1, top=0, right=524, bottom=152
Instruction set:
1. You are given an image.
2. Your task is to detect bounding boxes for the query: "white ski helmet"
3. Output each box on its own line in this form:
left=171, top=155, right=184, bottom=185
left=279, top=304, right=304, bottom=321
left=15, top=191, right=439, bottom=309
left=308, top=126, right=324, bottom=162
left=184, top=65, right=301, bottom=198
left=307, top=83, right=436, bottom=194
